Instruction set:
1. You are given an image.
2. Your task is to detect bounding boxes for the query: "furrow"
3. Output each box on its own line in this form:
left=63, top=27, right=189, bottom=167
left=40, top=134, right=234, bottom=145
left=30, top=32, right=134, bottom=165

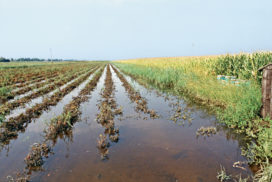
left=23, top=66, right=105, bottom=173
left=0, top=63, right=79, bottom=87
left=96, top=64, right=123, bottom=160
left=9, top=69, right=89, bottom=103
left=44, top=66, right=105, bottom=143
left=0, top=63, right=91, bottom=104
left=5, top=69, right=91, bottom=120
left=4, top=70, right=85, bottom=104
left=10, top=72, right=60, bottom=97
left=0, top=67, right=95, bottom=117
left=0, top=67, right=99, bottom=145
left=111, top=65, right=158, bottom=119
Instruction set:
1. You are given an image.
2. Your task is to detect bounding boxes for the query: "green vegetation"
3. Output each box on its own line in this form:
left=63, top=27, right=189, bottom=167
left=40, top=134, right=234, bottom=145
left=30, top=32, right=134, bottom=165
left=0, top=61, right=76, bottom=69
left=211, top=52, right=272, bottom=83
left=0, top=115, right=4, bottom=123
left=115, top=52, right=272, bottom=181
left=0, top=56, right=69, bottom=63
left=216, top=166, right=231, bottom=182
left=0, top=87, right=12, bottom=101
left=0, top=57, right=10, bottom=62
left=254, top=160, right=272, bottom=182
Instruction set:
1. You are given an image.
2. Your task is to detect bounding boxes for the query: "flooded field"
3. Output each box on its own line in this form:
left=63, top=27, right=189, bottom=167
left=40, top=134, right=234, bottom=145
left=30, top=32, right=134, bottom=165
left=0, top=63, right=254, bottom=182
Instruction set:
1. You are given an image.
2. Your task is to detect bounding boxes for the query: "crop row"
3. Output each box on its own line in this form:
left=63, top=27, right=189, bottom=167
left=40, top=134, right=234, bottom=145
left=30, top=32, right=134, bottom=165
left=0, top=63, right=96, bottom=104
left=45, top=66, right=105, bottom=143
left=0, top=66, right=101, bottom=146
left=96, top=65, right=122, bottom=160
left=24, top=65, right=105, bottom=173
left=1, top=68, right=87, bottom=104
left=0, top=67, right=95, bottom=117
left=0, top=63, right=83, bottom=87
left=114, top=52, right=272, bottom=181
left=111, top=65, right=158, bottom=118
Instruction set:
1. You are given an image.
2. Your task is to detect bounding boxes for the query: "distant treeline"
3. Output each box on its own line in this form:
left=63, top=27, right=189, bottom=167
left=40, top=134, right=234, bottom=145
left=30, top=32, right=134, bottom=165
left=0, top=57, right=68, bottom=62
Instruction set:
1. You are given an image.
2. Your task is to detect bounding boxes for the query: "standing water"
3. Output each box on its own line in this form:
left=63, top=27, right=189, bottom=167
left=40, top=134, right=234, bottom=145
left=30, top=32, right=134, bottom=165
left=0, top=66, right=252, bottom=182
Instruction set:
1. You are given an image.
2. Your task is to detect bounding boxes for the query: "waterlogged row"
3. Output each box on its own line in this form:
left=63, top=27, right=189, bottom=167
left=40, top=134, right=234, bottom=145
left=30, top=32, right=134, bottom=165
left=4, top=66, right=106, bottom=181
left=4, top=68, right=97, bottom=120
left=0, top=65, right=102, bottom=149
left=0, top=62, right=86, bottom=87
left=0, top=63, right=235, bottom=182
left=10, top=68, right=90, bottom=103
left=2, top=64, right=159, bottom=181
left=0, top=62, right=98, bottom=103
left=111, top=65, right=158, bottom=118
left=2, top=67, right=90, bottom=106
left=8, top=66, right=91, bottom=102
left=96, top=65, right=122, bottom=160
left=0, top=66, right=96, bottom=117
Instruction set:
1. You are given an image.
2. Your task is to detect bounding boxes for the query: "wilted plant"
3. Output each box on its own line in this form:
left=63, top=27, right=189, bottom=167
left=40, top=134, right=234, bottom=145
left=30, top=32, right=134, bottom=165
left=234, top=175, right=249, bottom=182
left=196, top=126, right=217, bottom=137
left=216, top=165, right=231, bottom=182
left=253, top=160, right=272, bottom=182
left=6, top=173, right=29, bottom=182
left=97, top=134, right=110, bottom=149
left=24, top=143, right=51, bottom=168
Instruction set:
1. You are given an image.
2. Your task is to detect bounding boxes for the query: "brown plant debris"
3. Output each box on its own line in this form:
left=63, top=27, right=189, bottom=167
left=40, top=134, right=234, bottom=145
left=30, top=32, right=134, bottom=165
left=97, top=134, right=110, bottom=160
left=169, top=101, right=193, bottom=126
left=0, top=66, right=100, bottom=150
left=6, top=172, right=30, bottom=182
left=196, top=126, right=217, bottom=137
left=97, top=134, right=110, bottom=149
left=0, top=68, right=93, bottom=116
left=96, top=65, right=122, bottom=159
left=9, top=72, right=60, bottom=99
left=233, top=161, right=247, bottom=171
left=24, top=143, right=51, bottom=168
left=45, top=67, right=104, bottom=142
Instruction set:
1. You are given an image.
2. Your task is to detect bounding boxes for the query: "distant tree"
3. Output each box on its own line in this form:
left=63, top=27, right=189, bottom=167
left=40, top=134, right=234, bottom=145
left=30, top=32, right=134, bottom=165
left=0, top=57, right=68, bottom=62
left=0, top=57, right=10, bottom=62
left=14, top=58, right=63, bottom=62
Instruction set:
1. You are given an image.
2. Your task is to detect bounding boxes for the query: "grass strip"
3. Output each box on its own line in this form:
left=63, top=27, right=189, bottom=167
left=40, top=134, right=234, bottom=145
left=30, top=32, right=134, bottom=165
left=114, top=52, right=272, bottom=180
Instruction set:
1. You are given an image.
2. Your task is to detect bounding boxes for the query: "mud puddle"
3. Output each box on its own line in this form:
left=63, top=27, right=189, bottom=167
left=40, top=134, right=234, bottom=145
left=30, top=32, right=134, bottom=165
left=0, top=65, right=253, bottom=182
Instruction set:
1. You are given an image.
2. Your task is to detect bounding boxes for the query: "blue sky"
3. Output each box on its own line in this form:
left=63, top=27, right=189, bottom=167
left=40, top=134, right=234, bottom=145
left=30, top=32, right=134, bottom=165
left=0, top=0, right=271, bottom=60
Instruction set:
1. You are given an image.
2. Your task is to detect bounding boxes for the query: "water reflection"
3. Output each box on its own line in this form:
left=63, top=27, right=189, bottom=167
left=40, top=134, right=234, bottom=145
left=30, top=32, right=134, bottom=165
left=0, top=65, right=258, bottom=181
left=96, top=66, right=122, bottom=160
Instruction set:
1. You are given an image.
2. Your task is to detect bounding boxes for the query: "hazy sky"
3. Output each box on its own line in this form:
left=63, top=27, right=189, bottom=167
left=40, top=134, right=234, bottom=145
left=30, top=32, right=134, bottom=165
left=0, top=0, right=271, bottom=60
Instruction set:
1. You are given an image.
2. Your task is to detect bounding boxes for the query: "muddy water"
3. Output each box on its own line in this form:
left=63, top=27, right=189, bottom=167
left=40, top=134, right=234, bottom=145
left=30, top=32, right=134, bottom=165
left=0, top=66, right=252, bottom=182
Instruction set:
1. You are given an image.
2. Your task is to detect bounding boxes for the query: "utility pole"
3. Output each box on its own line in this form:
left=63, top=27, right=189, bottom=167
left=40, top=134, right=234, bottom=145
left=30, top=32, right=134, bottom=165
left=49, top=48, right=53, bottom=62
